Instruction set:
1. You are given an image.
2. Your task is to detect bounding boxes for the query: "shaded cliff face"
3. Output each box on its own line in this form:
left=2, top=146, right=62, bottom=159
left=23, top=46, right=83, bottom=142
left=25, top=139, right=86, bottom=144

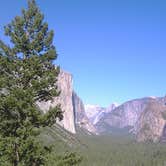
left=37, top=70, right=96, bottom=135
left=95, top=98, right=150, bottom=133
left=95, top=97, right=166, bottom=142
left=37, top=70, right=76, bottom=134
left=72, top=92, right=97, bottom=134
left=135, top=99, right=166, bottom=142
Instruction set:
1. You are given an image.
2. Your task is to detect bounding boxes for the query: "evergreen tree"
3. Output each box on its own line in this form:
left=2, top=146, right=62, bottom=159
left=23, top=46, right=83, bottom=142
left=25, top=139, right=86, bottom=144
left=0, top=0, right=66, bottom=165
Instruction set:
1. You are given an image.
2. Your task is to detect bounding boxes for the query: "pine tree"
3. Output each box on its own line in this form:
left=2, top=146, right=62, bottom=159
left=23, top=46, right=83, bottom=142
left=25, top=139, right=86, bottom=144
left=0, top=0, right=64, bottom=165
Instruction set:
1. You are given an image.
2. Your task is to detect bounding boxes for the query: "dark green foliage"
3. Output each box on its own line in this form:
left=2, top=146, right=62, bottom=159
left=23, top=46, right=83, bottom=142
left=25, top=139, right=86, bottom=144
left=38, top=124, right=83, bottom=166
left=38, top=124, right=166, bottom=166
left=48, top=152, right=82, bottom=166
left=77, top=135, right=166, bottom=166
left=0, top=0, right=81, bottom=165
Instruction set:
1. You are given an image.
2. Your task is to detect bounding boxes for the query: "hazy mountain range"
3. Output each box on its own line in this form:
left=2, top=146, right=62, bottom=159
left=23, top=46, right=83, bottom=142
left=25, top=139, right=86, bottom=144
left=87, top=97, right=166, bottom=142
left=85, top=103, right=118, bottom=125
left=38, top=70, right=166, bottom=142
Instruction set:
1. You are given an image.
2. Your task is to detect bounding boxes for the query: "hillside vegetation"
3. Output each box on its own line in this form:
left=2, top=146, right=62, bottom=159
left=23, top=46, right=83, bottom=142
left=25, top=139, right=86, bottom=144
left=40, top=125, right=166, bottom=166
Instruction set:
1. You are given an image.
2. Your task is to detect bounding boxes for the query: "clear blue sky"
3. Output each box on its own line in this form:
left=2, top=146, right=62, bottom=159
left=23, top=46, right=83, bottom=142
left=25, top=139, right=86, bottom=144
left=0, top=0, right=166, bottom=107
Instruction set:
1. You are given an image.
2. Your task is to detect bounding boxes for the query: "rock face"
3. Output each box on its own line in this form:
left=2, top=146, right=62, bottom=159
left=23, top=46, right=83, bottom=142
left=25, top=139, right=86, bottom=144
left=72, top=92, right=97, bottom=134
left=37, top=70, right=97, bottom=135
left=37, top=70, right=76, bottom=133
left=85, top=103, right=117, bottom=125
left=95, top=97, right=166, bottom=142
left=85, top=105, right=106, bottom=125
left=97, top=98, right=150, bottom=129
left=36, top=68, right=166, bottom=141
left=96, top=98, right=154, bottom=133
left=135, top=99, right=166, bottom=142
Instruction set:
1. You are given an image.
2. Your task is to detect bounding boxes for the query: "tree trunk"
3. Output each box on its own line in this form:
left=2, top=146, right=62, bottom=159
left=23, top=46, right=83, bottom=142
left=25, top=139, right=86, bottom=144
left=13, top=143, right=19, bottom=166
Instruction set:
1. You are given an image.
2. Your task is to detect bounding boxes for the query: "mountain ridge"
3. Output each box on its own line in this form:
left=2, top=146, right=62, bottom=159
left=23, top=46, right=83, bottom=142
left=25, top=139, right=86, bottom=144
left=37, top=69, right=166, bottom=142
left=93, top=96, right=166, bottom=142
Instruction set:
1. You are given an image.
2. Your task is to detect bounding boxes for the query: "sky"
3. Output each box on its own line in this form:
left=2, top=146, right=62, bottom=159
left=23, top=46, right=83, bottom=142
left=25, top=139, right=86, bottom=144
left=0, top=0, right=166, bottom=107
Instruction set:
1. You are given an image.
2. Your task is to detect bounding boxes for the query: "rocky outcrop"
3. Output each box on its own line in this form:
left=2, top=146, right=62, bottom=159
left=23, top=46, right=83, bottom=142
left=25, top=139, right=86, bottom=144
left=37, top=70, right=76, bottom=133
left=36, top=68, right=166, bottom=141
left=37, top=70, right=97, bottom=135
left=95, top=97, right=166, bottom=142
left=72, top=92, right=97, bottom=134
left=85, top=105, right=106, bottom=125
left=135, top=99, right=166, bottom=142
left=95, top=98, right=149, bottom=133
left=85, top=103, right=117, bottom=125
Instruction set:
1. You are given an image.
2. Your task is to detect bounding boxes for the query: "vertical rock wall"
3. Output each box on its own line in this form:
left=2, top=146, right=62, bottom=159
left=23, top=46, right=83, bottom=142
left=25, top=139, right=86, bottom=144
left=72, top=91, right=97, bottom=134
left=135, top=99, right=166, bottom=142
left=37, top=70, right=76, bottom=134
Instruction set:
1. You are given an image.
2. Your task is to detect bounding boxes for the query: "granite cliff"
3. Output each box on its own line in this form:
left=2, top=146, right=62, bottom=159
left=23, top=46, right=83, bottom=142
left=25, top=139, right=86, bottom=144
left=95, top=97, right=166, bottom=142
left=72, top=92, right=97, bottom=134
left=135, top=98, right=166, bottom=142
left=96, top=98, right=149, bottom=131
left=37, top=69, right=166, bottom=141
left=37, top=70, right=76, bottom=133
left=37, top=70, right=96, bottom=134
left=85, top=103, right=118, bottom=125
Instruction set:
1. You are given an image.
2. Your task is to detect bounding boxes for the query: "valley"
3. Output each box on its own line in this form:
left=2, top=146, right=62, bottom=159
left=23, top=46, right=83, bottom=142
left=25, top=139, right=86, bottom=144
left=0, top=0, right=165, bottom=165
left=37, top=70, right=166, bottom=165
left=40, top=124, right=166, bottom=166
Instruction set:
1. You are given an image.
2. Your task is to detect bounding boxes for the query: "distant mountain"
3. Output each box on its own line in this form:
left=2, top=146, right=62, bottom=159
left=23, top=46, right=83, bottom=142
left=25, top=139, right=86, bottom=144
left=96, top=98, right=149, bottom=132
left=37, top=69, right=166, bottom=142
left=85, top=105, right=105, bottom=124
left=135, top=98, right=166, bottom=142
left=95, top=97, right=166, bottom=142
left=85, top=103, right=118, bottom=125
